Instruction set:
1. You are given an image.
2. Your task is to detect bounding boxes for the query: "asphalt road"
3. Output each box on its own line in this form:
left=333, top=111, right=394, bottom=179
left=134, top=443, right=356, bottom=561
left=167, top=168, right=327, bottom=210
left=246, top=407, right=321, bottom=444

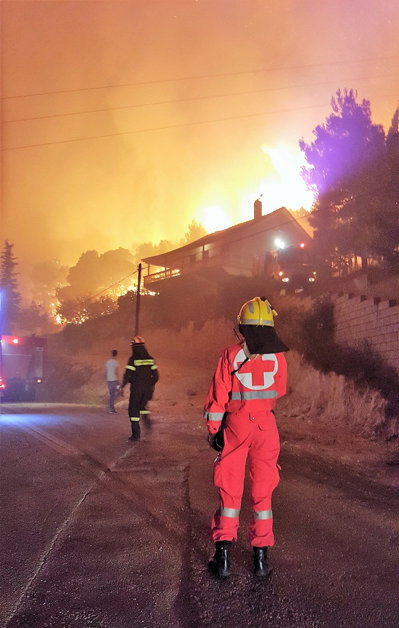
left=1, top=402, right=398, bottom=628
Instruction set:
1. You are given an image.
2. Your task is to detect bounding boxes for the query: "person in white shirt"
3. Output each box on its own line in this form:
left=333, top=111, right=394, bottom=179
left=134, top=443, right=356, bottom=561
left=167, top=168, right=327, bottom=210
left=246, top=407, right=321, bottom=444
left=105, top=349, right=120, bottom=413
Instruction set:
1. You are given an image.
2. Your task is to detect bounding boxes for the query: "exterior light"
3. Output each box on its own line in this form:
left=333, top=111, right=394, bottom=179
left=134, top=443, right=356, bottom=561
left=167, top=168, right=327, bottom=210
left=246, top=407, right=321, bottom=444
left=12, top=338, right=19, bottom=344
left=274, top=237, right=286, bottom=249
left=282, top=277, right=290, bottom=283
left=300, top=242, right=305, bottom=248
left=308, top=277, right=316, bottom=282
left=278, top=271, right=284, bottom=277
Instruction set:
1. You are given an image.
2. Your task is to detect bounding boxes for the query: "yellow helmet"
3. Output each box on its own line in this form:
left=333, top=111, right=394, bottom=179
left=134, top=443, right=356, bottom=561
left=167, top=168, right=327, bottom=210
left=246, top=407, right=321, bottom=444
left=237, top=296, right=277, bottom=327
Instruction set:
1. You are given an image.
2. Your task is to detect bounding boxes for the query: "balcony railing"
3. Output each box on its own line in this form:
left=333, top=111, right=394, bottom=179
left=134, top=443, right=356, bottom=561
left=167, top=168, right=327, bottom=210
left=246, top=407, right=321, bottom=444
left=144, top=268, right=181, bottom=286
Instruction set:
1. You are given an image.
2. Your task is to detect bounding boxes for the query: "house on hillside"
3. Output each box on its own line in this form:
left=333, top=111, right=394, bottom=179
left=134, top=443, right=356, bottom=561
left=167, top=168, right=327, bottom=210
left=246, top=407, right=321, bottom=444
left=142, top=202, right=313, bottom=291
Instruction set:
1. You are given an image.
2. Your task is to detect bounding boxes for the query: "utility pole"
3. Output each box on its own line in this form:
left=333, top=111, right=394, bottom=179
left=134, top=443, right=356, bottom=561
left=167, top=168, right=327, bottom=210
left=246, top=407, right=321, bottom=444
left=134, top=263, right=142, bottom=336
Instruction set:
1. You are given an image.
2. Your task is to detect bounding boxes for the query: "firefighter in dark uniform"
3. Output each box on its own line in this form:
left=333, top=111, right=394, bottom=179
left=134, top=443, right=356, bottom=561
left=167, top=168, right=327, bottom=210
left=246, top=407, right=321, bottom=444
left=121, top=336, right=159, bottom=441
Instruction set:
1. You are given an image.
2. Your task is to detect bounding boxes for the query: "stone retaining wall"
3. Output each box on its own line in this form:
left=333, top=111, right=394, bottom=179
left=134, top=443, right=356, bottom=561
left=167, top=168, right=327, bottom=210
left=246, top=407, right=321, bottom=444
left=332, top=293, right=399, bottom=371
left=276, top=291, right=399, bottom=371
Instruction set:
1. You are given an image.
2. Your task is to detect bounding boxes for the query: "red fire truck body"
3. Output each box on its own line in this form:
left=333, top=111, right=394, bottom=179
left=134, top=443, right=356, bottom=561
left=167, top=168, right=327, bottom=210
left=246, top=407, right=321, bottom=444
left=0, top=335, right=47, bottom=401
left=266, top=242, right=317, bottom=293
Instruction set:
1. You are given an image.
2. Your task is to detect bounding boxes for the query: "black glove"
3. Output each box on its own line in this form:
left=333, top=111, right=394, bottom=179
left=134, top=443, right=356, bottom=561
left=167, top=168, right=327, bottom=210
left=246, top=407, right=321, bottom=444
left=208, top=429, right=224, bottom=452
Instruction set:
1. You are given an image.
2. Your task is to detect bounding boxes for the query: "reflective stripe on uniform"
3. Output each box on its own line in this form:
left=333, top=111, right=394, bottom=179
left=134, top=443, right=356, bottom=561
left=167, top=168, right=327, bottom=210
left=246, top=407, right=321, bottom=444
left=253, top=509, right=273, bottom=520
left=140, top=410, right=150, bottom=414
left=220, top=507, right=240, bottom=518
left=230, top=390, right=277, bottom=400
left=133, top=359, right=155, bottom=366
left=240, top=318, right=273, bottom=326
left=150, top=365, right=158, bottom=370
left=130, top=416, right=140, bottom=422
left=204, top=411, right=225, bottom=421
left=126, top=365, right=136, bottom=371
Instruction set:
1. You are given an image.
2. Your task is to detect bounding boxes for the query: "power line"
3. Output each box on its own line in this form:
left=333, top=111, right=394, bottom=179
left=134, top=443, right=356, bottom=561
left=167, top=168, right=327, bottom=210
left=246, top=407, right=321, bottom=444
left=0, top=101, right=351, bottom=151
left=5, top=72, right=396, bottom=124
left=82, top=268, right=139, bottom=302
left=3, top=55, right=398, bottom=100
left=4, top=93, right=398, bottom=152
left=344, top=184, right=390, bottom=204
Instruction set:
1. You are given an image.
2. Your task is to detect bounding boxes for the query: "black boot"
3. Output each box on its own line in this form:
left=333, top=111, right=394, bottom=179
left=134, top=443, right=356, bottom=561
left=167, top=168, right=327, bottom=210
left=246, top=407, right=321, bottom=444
left=129, top=421, right=141, bottom=441
left=253, top=546, right=272, bottom=578
left=208, top=541, right=231, bottom=578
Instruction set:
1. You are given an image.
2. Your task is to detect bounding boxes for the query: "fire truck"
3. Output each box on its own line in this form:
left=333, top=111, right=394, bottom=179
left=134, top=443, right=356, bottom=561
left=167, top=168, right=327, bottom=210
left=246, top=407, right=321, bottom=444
left=268, top=241, right=317, bottom=293
left=0, top=334, right=47, bottom=402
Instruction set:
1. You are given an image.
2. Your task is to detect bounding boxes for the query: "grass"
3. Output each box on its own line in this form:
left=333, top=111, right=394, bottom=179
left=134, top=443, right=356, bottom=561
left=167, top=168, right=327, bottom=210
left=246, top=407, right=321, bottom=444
left=285, top=351, right=390, bottom=438
left=49, top=316, right=397, bottom=441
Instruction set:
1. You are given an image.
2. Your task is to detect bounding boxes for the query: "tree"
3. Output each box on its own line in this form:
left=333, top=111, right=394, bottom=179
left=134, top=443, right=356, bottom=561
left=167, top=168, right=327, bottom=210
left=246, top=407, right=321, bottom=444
left=30, top=259, right=68, bottom=310
left=181, top=220, right=207, bottom=244
left=0, top=240, right=21, bottom=333
left=99, top=248, right=136, bottom=287
left=300, top=89, right=386, bottom=272
left=377, top=108, right=399, bottom=269
left=289, top=207, right=310, bottom=219
left=18, top=302, right=55, bottom=335
left=56, top=295, right=116, bottom=325
left=66, top=250, right=103, bottom=297
left=133, top=220, right=206, bottom=263
left=134, top=240, right=174, bottom=263
left=58, top=247, right=136, bottom=308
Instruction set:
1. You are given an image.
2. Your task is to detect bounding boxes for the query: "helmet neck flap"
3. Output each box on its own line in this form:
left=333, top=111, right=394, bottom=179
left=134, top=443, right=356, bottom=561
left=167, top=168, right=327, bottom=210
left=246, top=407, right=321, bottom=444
left=239, top=324, right=289, bottom=354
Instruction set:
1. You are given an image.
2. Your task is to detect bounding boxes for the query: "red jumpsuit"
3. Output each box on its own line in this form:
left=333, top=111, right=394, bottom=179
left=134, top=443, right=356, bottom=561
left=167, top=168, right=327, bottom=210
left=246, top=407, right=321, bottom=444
left=204, top=343, right=287, bottom=547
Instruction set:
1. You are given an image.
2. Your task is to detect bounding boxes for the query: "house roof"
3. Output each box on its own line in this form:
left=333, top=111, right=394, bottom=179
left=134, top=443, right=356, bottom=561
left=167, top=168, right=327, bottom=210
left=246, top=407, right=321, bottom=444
left=142, top=207, right=313, bottom=267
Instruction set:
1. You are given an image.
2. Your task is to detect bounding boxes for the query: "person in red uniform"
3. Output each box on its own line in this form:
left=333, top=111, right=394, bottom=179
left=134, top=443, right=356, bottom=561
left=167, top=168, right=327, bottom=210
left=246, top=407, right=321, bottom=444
left=204, top=296, right=288, bottom=578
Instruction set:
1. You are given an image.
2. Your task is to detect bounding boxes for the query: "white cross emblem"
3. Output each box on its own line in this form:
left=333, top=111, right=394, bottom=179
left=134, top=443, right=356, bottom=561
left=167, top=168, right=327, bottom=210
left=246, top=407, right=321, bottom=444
left=233, top=348, right=278, bottom=390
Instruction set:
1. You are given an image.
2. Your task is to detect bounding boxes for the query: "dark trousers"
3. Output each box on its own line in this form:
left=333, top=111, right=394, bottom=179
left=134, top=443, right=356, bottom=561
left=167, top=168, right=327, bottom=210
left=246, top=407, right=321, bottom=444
left=128, top=386, right=153, bottom=439
left=107, top=381, right=119, bottom=411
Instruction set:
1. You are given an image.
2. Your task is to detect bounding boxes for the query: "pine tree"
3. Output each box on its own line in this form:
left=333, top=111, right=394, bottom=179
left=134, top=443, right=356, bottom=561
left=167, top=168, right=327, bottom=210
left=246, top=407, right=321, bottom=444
left=0, top=240, right=21, bottom=333
left=300, top=89, right=386, bottom=273
left=375, top=108, right=399, bottom=269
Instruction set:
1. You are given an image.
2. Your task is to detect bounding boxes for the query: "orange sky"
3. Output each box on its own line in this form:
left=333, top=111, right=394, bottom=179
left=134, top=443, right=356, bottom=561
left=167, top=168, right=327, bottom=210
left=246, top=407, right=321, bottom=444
left=1, top=0, right=398, bottom=282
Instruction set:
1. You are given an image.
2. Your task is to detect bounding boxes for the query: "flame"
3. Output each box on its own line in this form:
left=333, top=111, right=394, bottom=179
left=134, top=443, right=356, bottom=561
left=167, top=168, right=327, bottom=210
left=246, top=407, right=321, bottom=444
left=52, top=283, right=158, bottom=326
left=197, top=205, right=233, bottom=234
left=260, top=145, right=315, bottom=211
left=195, top=146, right=314, bottom=234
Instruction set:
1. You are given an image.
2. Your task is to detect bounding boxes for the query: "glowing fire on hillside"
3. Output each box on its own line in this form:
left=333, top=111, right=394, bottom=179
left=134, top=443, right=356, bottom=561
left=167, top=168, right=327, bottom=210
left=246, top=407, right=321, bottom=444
left=53, top=284, right=158, bottom=326
left=195, top=145, right=314, bottom=234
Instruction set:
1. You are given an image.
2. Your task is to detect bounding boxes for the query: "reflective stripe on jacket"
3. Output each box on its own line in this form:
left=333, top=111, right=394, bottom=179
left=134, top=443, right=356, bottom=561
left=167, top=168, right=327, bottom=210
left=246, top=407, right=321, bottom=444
left=123, top=356, right=159, bottom=388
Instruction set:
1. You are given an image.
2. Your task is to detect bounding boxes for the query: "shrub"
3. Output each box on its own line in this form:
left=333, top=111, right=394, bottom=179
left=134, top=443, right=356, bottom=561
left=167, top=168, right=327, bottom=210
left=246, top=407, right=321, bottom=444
left=285, top=351, right=393, bottom=438
left=299, top=298, right=399, bottom=418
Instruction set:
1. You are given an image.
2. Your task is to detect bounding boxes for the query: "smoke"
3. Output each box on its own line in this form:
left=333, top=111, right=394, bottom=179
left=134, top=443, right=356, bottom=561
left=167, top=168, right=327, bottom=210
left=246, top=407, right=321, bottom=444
left=3, top=0, right=398, bottom=293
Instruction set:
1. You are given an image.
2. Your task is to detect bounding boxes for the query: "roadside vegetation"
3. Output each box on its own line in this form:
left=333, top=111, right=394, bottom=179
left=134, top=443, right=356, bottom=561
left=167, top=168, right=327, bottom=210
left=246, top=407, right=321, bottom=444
left=47, top=309, right=398, bottom=444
